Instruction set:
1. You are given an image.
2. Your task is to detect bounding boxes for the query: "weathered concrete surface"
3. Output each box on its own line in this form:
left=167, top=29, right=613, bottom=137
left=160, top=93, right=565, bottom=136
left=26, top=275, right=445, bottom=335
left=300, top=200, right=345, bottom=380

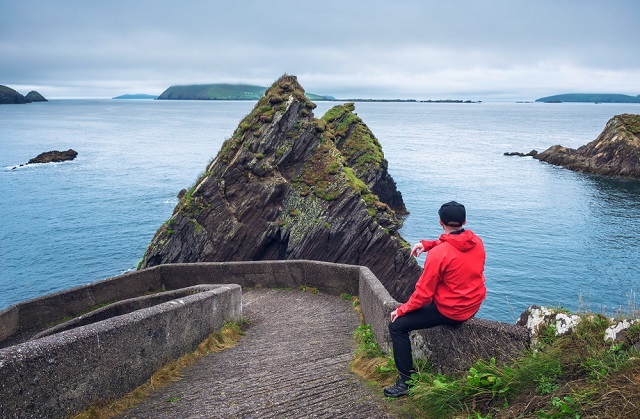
left=1, top=261, right=530, bottom=386
left=120, top=289, right=394, bottom=419
left=0, top=285, right=242, bottom=419
left=0, top=261, right=359, bottom=347
left=0, top=266, right=163, bottom=346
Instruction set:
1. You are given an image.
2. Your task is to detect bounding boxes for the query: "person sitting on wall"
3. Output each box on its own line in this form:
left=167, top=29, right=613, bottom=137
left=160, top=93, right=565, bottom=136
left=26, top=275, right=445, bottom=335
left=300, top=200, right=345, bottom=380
left=384, top=201, right=487, bottom=398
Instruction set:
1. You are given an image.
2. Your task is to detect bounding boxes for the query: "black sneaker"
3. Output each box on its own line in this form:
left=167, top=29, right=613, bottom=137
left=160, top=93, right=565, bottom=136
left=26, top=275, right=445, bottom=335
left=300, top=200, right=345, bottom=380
left=383, top=377, right=409, bottom=398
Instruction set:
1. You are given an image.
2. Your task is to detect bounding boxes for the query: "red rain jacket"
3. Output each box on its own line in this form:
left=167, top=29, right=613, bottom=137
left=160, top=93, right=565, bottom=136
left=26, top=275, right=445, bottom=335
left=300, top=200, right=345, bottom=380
left=396, top=229, right=486, bottom=321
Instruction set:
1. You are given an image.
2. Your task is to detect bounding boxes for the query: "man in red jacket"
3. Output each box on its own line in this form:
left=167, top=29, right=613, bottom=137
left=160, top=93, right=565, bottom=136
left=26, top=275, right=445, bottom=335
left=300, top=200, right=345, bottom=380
left=384, top=201, right=486, bottom=398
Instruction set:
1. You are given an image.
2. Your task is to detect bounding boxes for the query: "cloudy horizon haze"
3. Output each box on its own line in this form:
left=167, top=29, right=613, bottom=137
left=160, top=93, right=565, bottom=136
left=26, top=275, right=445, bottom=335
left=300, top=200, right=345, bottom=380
left=1, top=0, right=639, bottom=101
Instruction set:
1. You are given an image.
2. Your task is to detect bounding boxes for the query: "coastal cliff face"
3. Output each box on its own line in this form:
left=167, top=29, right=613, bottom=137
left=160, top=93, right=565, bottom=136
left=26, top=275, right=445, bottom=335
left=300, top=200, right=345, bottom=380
left=140, top=75, right=421, bottom=301
left=535, top=114, right=640, bottom=178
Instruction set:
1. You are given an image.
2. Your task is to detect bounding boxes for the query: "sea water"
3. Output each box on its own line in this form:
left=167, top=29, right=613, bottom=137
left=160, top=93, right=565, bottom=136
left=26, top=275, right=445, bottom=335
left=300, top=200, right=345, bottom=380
left=2, top=99, right=640, bottom=322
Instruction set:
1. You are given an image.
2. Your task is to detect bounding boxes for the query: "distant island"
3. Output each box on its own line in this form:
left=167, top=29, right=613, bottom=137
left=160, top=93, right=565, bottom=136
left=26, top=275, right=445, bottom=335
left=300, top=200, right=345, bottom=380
left=334, top=98, right=480, bottom=103
left=112, top=94, right=158, bottom=100
left=157, top=83, right=335, bottom=101
left=535, top=93, right=640, bottom=103
left=0, top=85, right=47, bottom=104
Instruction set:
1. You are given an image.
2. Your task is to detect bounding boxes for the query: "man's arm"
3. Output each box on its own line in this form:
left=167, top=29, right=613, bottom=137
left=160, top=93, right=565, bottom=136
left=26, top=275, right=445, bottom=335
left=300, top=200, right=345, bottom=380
left=410, top=239, right=442, bottom=257
left=395, top=252, right=441, bottom=317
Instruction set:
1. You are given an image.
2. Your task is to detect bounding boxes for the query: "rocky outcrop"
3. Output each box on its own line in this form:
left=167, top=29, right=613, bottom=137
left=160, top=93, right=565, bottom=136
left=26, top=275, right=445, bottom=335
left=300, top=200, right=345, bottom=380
left=27, top=149, right=78, bottom=164
left=140, top=75, right=421, bottom=301
left=517, top=305, right=640, bottom=349
left=24, top=91, right=47, bottom=102
left=322, top=103, right=408, bottom=217
left=0, top=85, right=28, bottom=104
left=534, top=114, right=640, bottom=178
left=504, top=149, right=538, bottom=157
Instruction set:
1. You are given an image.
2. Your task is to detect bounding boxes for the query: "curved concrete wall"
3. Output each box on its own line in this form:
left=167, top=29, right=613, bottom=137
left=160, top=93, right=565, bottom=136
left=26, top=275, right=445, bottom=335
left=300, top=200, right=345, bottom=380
left=0, top=283, right=242, bottom=418
left=0, top=261, right=529, bottom=418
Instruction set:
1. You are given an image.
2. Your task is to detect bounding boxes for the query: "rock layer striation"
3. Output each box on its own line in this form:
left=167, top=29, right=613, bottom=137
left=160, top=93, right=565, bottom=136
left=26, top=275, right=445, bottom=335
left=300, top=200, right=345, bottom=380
left=534, top=114, right=640, bottom=178
left=140, top=75, right=421, bottom=300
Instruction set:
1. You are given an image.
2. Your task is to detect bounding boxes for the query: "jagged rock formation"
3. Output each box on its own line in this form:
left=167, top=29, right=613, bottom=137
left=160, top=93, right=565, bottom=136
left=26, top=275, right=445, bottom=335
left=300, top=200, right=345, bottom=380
left=140, top=75, right=421, bottom=301
left=25, top=91, right=47, bottom=102
left=27, top=149, right=78, bottom=164
left=0, top=85, right=29, bottom=104
left=534, top=114, right=640, bottom=179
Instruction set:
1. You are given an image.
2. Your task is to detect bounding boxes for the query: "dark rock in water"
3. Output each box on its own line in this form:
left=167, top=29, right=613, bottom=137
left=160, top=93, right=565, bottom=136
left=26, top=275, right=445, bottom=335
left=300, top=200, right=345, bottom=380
left=140, top=75, right=421, bottom=301
left=0, top=85, right=29, bottom=104
left=534, top=114, right=640, bottom=179
left=27, top=149, right=78, bottom=164
left=504, top=149, right=538, bottom=157
left=25, top=91, right=48, bottom=102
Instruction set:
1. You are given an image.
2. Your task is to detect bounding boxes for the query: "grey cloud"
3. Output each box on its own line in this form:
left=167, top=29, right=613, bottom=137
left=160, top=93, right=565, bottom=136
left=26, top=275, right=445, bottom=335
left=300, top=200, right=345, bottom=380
left=1, top=0, right=639, bottom=99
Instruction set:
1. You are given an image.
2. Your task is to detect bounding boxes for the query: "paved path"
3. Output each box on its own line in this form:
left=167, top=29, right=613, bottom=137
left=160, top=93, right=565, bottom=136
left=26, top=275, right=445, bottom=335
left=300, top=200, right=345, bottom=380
left=120, top=289, right=394, bottom=418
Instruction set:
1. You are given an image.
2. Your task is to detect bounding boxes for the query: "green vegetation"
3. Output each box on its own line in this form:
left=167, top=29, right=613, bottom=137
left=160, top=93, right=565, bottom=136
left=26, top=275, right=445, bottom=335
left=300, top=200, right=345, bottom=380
left=299, top=285, right=319, bottom=294
left=535, top=93, right=640, bottom=103
left=322, top=102, right=384, bottom=175
left=352, top=312, right=640, bottom=418
left=618, top=113, right=640, bottom=136
left=294, top=140, right=346, bottom=201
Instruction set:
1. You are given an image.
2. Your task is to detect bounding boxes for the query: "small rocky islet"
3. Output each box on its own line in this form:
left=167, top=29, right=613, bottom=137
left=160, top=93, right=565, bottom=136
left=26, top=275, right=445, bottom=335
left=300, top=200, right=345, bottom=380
left=505, top=113, right=640, bottom=179
left=11, top=149, right=78, bottom=169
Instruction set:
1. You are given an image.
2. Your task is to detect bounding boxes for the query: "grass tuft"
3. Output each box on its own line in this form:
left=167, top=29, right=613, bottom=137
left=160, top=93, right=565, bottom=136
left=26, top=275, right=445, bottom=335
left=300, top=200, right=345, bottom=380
left=350, top=309, right=640, bottom=418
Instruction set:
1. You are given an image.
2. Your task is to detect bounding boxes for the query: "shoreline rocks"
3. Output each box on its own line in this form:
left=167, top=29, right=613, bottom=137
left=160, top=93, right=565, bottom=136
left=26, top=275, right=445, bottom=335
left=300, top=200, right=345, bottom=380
left=504, top=149, right=538, bottom=157
left=534, top=114, right=640, bottom=179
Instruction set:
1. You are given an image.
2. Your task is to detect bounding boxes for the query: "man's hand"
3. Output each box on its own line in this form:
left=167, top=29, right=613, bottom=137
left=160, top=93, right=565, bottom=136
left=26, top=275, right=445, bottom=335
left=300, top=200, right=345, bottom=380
left=390, top=309, right=399, bottom=322
left=411, top=242, right=424, bottom=257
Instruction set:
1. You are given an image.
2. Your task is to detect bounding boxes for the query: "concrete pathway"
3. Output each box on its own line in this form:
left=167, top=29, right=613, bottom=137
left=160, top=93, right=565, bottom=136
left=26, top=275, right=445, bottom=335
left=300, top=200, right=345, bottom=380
left=120, top=288, right=394, bottom=418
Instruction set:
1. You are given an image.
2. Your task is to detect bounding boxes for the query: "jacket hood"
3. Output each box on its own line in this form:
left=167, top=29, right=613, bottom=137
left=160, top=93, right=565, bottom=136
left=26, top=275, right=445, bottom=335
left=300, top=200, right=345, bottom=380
left=439, top=229, right=479, bottom=252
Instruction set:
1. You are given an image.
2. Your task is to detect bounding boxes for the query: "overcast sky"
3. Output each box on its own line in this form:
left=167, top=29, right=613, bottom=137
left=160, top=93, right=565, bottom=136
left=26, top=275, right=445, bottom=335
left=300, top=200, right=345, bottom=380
left=1, top=0, right=639, bottom=100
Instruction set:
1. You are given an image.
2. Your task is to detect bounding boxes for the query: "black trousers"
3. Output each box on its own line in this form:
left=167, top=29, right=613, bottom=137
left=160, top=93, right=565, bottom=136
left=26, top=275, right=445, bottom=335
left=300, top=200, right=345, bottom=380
left=388, top=302, right=463, bottom=383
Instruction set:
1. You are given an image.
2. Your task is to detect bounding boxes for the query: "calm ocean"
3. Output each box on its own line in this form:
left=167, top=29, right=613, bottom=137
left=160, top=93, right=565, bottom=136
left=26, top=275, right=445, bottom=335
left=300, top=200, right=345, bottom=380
left=2, top=99, right=640, bottom=322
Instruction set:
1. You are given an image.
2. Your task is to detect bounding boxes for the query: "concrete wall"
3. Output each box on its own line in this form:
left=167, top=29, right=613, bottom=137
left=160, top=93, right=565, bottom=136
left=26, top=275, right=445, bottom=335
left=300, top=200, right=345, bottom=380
left=0, top=261, right=529, bottom=417
left=0, top=261, right=360, bottom=347
left=357, top=266, right=400, bottom=353
left=355, top=265, right=530, bottom=375
left=0, top=266, right=164, bottom=345
left=410, top=318, right=530, bottom=375
left=0, top=284, right=242, bottom=418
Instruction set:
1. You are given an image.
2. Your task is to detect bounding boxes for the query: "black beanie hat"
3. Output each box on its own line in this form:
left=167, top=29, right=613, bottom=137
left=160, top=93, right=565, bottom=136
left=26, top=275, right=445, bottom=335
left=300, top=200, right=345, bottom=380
left=438, top=201, right=466, bottom=227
